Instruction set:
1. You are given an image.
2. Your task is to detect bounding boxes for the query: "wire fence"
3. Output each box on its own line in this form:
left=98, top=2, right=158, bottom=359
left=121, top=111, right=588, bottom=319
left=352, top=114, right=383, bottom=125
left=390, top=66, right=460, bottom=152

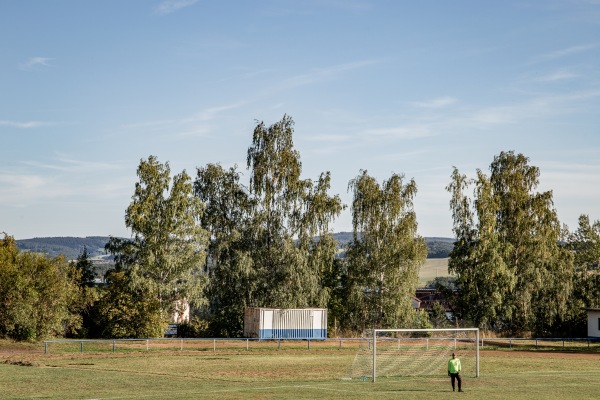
left=42, top=336, right=600, bottom=355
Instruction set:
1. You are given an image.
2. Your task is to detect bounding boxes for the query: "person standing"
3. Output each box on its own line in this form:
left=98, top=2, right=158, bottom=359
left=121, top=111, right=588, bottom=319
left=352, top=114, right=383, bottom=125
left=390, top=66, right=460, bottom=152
left=448, top=352, right=463, bottom=392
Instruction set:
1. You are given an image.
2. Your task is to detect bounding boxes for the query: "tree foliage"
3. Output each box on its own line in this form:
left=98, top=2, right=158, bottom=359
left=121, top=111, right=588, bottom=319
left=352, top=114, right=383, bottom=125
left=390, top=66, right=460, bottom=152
left=447, top=151, right=573, bottom=335
left=556, top=215, right=600, bottom=336
left=105, top=156, right=209, bottom=336
left=0, top=233, right=83, bottom=340
left=342, top=170, right=427, bottom=332
left=195, top=115, right=343, bottom=336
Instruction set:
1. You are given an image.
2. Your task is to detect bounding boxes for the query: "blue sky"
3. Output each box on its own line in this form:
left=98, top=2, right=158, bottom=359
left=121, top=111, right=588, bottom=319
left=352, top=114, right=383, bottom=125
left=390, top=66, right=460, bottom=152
left=1, top=0, right=599, bottom=240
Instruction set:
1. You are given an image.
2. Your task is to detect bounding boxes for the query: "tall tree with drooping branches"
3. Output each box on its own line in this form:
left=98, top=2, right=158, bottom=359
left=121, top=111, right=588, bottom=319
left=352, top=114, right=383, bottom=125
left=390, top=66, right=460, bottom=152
left=343, top=170, right=427, bottom=332
left=447, top=151, right=573, bottom=335
left=105, top=156, right=209, bottom=335
left=195, top=115, right=343, bottom=336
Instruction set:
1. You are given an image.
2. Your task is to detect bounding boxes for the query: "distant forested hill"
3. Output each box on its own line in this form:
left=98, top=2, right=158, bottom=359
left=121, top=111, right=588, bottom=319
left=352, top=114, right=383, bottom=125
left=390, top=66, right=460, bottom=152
left=16, top=233, right=455, bottom=260
left=16, top=236, right=114, bottom=260
left=332, top=232, right=453, bottom=258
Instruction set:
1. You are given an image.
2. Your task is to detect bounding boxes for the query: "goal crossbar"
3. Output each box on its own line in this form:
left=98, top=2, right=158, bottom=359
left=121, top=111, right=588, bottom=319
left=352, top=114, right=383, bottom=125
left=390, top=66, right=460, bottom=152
left=372, top=328, right=480, bottom=382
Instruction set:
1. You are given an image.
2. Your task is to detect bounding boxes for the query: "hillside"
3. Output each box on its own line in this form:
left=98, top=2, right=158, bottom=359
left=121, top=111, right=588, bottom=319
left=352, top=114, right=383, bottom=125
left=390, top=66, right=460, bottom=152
left=16, top=236, right=114, bottom=260
left=332, top=232, right=454, bottom=259
left=16, top=234, right=455, bottom=260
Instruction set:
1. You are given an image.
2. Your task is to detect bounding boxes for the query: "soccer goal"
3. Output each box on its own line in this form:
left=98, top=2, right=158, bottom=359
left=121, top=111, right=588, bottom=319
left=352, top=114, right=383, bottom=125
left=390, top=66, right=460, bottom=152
left=345, top=328, right=479, bottom=382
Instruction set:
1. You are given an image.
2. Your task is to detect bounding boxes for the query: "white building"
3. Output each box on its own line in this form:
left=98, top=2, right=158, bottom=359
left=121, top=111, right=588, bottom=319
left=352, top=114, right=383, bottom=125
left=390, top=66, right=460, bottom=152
left=585, top=308, right=600, bottom=338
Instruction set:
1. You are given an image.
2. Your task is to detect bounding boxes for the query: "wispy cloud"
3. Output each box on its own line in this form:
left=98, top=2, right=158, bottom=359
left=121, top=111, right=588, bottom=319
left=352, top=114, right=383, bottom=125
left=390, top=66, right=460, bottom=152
left=0, top=120, right=48, bottom=129
left=410, top=96, right=458, bottom=108
left=194, top=102, right=245, bottom=121
left=280, top=59, right=381, bottom=90
left=24, top=154, right=124, bottom=173
left=154, top=0, right=199, bottom=15
left=534, top=70, right=579, bottom=82
left=532, top=43, right=598, bottom=63
left=19, top=57, right=53, bottom=71
left=304, top=134, right=352, bottom=143
left=362, top=124, right=436, bottom=140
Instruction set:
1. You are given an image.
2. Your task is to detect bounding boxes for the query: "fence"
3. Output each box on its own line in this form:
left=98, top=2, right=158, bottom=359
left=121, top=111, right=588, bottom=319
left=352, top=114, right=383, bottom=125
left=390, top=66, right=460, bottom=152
left=42, top=337, right=600, bottom=355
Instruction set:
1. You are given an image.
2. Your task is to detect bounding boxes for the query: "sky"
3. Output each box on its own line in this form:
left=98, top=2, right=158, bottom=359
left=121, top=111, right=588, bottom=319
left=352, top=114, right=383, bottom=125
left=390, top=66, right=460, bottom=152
left=1, top=0, right=599, bottom=240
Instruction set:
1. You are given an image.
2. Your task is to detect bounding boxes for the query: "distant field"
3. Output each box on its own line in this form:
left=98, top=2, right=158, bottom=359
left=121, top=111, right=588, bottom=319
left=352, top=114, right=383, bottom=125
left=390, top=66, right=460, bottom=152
left=2, top=340, right=599, bottom=400
left=419, top=258, right=450, bottom=286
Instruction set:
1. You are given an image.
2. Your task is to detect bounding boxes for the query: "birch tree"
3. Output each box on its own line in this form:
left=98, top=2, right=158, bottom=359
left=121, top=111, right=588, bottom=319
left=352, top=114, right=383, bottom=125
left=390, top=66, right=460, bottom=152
left=343, top=170, right=427, bottom=331
left=447, top=151, right=573, bottom=335
left=195, top=115, right=343, bottom=336
left=106, top=156, right=209, bottom=333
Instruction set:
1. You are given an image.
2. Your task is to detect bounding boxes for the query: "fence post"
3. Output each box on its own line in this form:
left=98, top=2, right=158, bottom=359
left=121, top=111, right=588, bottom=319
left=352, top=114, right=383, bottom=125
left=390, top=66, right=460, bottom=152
left=339, top=339, right=342, bottom=350
left=44, top=342, right=48, bottom=354
left=146, top=339, right=149, bottom=352
left=180, top=339, right=183, bottom=351
left=246, top=339, right=249, bottom=351
left=278, top=339, right=281, bottom=350
left=213, top=339, right=216, bottom=352
left=113, top=340, right=116, bottom=352
left=80, top=341, right=83, bottom=353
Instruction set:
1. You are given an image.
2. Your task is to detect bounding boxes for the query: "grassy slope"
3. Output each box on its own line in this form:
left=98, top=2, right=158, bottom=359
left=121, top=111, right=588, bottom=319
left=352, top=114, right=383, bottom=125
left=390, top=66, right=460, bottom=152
left=419, top=258, right=450, bottom=287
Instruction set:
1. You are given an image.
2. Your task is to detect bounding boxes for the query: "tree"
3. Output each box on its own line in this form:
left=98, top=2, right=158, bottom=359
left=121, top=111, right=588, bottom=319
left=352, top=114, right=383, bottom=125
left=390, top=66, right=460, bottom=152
left=75, top=246, right=96, bottom=287
left=0, top=233, right=83, bottom=340
left=194, top=163, right=255, bottom=336
left=105, top=156, right=209, bottom=336
left=343, top=170, right=427, bottom=332
left=93, top=270, right=164, bottom=338
left=556, top=215, right=600, bottom=336
left=246, top=115, right=343, bottom=309
left=447, top=151, right=573, bottom=335
left=194, top=115, right=343, bottom=336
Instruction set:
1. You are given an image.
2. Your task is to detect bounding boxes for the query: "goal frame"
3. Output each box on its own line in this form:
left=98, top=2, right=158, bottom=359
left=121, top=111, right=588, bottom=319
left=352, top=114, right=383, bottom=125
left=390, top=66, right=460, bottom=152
left=372, top=328, right=479, bottom=382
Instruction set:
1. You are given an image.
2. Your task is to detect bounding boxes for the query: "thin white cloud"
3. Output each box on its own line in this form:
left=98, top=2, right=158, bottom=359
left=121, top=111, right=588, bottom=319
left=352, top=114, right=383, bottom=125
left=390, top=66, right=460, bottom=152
left=533, top=70, right=579, bottom=82
left=19, top=57, right=53, bottom=70
left=177, top=127, right=212, bottom=138
left=0, top=120, right=48, bottom=129
left=410, top=96, right=458, bottom=108
left=154, top=0, right=199, bottom=15
left=23, top=154, right=124, bottom=173
left=304, top=134, right=352, bottom=143
left=532, top=43, right=598, bottom=63
left=362, top=125, right=436, bottom=140
left=194, top=102, right=245, bottom=121
left=281, top=59, right=381, bottom=90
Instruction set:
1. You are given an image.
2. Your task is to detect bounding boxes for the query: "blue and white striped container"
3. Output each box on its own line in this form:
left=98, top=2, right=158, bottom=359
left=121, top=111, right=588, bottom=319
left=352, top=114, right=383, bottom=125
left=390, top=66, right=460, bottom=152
left=244, top=308, right=327, bottom=339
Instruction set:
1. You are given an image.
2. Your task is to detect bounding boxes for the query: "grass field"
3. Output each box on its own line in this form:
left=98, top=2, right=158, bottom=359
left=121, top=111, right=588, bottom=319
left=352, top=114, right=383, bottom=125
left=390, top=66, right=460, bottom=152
left=419, top=258, right=449, bottom=286
left=2, top=340, right=599, bottom=400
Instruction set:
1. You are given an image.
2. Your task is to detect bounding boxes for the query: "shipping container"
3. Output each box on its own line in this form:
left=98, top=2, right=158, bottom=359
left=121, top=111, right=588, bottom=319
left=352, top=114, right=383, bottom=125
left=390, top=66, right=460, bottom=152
left=243, top=308, right=327, bottom=339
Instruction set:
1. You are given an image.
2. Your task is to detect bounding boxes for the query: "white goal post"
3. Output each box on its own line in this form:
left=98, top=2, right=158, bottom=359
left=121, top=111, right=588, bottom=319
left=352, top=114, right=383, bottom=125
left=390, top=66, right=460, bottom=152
left=372, top=328, right=480, bottom=382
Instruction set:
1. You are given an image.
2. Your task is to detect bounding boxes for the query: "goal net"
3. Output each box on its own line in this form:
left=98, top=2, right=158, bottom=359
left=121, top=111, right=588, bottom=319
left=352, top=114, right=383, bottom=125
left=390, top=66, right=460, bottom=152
left=345, top=328, right=479, bottom=382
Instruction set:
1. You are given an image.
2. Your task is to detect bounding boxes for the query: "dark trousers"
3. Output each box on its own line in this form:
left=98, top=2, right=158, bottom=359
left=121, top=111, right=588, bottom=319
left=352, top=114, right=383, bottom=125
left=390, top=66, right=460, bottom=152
left=450, top=373, right=462, bottom=391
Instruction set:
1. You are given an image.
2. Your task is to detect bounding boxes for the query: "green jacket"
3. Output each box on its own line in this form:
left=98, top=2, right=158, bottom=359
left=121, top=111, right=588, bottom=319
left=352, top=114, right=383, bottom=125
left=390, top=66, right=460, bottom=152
left=448, top=357, right=461, bottom=374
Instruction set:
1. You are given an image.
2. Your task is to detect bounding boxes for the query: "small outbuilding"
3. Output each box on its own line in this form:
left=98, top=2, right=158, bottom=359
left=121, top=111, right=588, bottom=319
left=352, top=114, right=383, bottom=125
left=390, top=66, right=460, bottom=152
left=244, top=307, right=327, bottom=339
left=585, top=308, right=600, bottom=338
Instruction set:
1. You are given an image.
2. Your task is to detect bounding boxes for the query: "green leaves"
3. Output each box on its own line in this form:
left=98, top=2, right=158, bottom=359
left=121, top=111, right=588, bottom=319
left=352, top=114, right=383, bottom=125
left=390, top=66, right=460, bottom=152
left=0, top=234, right=82, bottom=340
left=447, top=151, right=573, bottom=335
left=104, top=156, right=210, bottom=336
left=343, top=171, right=427, bottom=331
left=196, top=116, right=343, bottom=336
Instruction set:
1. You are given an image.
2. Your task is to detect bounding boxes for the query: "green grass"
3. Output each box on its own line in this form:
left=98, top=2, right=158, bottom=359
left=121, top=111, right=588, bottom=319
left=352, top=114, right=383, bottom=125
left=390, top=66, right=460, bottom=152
left=419, top=258, right=450, bottom=286
left=2, top=342, right=599, bottom=400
